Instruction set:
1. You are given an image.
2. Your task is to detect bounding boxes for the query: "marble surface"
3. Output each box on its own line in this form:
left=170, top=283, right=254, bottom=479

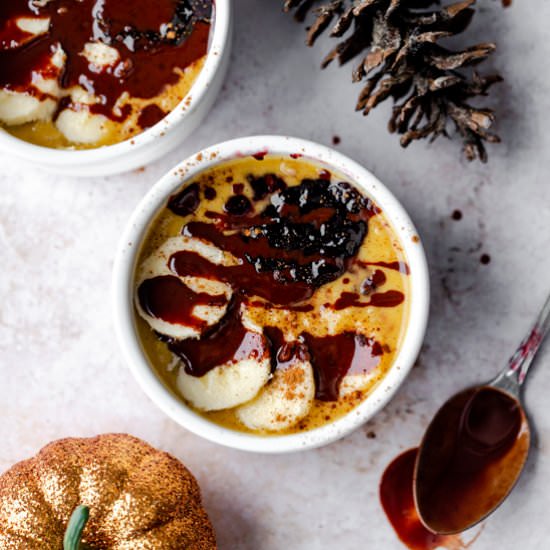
left=1, top=1, right=549, bottom=548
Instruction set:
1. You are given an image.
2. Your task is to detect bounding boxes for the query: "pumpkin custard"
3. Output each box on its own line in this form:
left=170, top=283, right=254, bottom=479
left=0, top=0, right=212, bottom=149
left=135, top=155, right=410, bottom=435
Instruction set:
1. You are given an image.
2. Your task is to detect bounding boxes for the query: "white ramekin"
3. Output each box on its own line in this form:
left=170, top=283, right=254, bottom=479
left=112, top=136, right=430, bottom=453
left=0, top=1, right=232, bottom=177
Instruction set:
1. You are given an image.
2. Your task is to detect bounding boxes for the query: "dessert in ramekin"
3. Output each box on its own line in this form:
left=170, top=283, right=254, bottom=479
left=113, top=136, right=430, bottom=452
left=0, top=0, right=231, bottom=175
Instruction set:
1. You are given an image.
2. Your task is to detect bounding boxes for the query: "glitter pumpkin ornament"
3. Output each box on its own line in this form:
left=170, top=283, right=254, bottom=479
left=0, top=434, right=216, bottom=549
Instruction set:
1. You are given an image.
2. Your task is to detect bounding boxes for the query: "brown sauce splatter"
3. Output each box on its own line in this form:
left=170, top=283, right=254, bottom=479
left=252, top=150, right=267, bottom=161
left=170, top=249, right=313, bottom=306
left=264, top=326, right=308, bottom=373
left=361, top=269, right=386, bottom=295
left=263, top=327, right=383, bottom=401
left=332, top=292, right=366, bottom=310
left=249, top=300, right=314, bottom=313
left=224, top=195, right=252, bottom=216
left=380, top=449, right=467, bottom=550
left=369, top=290, right=405, bottom=308
left=203, top=185, right=216, bottom=200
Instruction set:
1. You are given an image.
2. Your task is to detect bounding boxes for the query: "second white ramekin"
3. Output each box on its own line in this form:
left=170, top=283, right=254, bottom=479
left=0, top=1, right=232, bottom=177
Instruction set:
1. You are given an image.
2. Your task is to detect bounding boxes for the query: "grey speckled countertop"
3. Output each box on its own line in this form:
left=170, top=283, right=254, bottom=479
left=1, top=1, right=549, bottom=548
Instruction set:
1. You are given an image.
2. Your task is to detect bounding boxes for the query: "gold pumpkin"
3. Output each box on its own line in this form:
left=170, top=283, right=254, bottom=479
left=0, top=434, right=216, bottom=549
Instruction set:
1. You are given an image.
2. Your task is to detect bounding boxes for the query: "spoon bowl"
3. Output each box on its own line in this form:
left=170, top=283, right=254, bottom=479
left=413, top=290, right=550, bottom=534
left=414, top=386, right=530, bottom=534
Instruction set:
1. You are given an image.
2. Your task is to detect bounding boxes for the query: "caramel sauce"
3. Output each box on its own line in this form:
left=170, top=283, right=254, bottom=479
left=380, top=449, right=467, bottom=550
left=135, top=155, right=410, bottom=435
left=0, top=0, right=211, bottom=147
left=382, top=387, right=528, bottom=547
left=414, top=387, right=529, bottom=534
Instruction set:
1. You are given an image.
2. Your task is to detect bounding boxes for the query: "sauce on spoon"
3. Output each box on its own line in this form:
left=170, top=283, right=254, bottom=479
left=414, top=386, right=530, bottom=535
left=381, top=289, right=550, bottom=547
left=380, top=387, right=530, bottom=549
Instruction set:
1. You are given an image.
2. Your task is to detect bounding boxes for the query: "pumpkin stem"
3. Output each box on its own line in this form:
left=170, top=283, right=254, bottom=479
left=63, top=505, right=90, bottom=550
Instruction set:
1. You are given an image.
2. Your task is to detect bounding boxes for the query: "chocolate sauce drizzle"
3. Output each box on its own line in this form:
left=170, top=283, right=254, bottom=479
left=138, top=275, right=226, bottom=329
left=168, top=296, right=269, bottom=378
left=168, top=182, right=201, bottom=217
left=303, top=332, right=383, bottom=401
left=263, top=327, right=383, bottom=401
left=358, top=260, right=410, bottom=274
left=333, top=289, right=404, bottom=310
left=0, top=0, right=211, bottom=127
left=139, top=171, right=408, bottom=401
left=381, top=388, right=525, bottom=548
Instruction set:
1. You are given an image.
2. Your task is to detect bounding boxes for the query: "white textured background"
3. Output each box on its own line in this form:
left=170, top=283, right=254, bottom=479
left=1, top=1, right=550, bottom=548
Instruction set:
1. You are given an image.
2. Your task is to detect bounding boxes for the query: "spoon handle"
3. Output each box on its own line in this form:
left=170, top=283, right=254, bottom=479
left=492, top=292, right=550, bottom=395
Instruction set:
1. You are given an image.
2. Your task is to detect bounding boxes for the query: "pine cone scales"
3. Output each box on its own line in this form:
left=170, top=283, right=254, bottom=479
left=284, top=0, right=501, bottom=162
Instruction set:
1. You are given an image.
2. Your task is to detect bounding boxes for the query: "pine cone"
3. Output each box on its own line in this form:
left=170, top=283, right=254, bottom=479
left=284, top=0, right=502, bottom=162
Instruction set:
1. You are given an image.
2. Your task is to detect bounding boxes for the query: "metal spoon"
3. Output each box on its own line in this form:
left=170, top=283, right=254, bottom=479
left=413, top=292, right=550, bottom=534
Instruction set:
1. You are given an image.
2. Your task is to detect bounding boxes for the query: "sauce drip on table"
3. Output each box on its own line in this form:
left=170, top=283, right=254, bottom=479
left=0, top=0, right=211, bottom=125
left=380, top=449, right=467, bottom=550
